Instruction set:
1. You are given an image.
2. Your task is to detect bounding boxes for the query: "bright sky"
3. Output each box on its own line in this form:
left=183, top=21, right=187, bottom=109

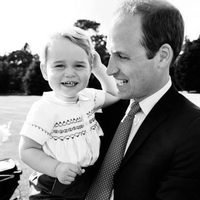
left=0, top=0, right=200, bottom=55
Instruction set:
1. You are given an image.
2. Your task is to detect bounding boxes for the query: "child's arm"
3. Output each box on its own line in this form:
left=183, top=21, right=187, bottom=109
left=92, top=51, right=120, bottom=107
left=19, top=136, right=84, bottom=185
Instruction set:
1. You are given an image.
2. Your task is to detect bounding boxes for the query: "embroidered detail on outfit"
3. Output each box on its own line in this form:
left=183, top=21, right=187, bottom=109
left=50, top=130, right=86, bottom=140
left=31, top=124, right=50, bottom=135
left=90, top=122, right=99, bottom=131
left=89, top=117, right=95, bottom=124
left=53, top=117, right=83, bottom=127
left=31, top=124, right=88, bottom=141
left=52, top=124, right=84, bottom=134
left=87, top=109, right=95, bottom=118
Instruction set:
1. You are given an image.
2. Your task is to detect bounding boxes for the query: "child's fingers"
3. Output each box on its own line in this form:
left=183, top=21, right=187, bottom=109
left=77, top=162, right=85, bottom=174
left=93, top=51, right=100, bottom=60
left=62, top=180, right=73, bottom=185
left=69, top=163, right=85, bottom=175
left=58, top=164, right=86, bottom=185
left=61, top=175, right=75, bottom=185
left=67, top=169, right=78, bottom=177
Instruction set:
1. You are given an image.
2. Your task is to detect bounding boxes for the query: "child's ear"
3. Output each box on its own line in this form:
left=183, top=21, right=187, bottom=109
left=40, top=64, right=48, bottom=80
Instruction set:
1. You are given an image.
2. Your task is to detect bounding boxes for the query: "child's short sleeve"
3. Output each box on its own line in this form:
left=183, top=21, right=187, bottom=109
left=83, top=88, right=106, bottom=111
left=93, top=89, right=106, bottom=111
left=20, top=100, right=54, bottom=145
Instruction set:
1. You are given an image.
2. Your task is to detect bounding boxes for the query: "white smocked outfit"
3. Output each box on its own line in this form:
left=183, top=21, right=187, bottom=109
left=20, top=88, right=105, bottom=199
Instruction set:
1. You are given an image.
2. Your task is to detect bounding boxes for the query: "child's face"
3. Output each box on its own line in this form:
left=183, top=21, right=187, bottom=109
left=41, top=37, right=91, bottom=102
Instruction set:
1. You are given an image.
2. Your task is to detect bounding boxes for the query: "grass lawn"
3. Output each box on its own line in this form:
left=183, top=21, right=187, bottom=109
left=0, top=95, right=40, bottom=200
left=0, top=93, right=199, bottom=199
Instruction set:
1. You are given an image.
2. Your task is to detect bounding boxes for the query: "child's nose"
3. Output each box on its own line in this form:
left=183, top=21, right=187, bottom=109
left=64, top=66, right=75, bottom=77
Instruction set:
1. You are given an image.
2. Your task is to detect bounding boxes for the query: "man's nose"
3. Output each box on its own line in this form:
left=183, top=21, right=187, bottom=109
left=106, top=57, right=118, bottom=76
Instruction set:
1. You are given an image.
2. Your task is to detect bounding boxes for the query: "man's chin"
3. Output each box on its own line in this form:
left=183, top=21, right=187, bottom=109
left=117, top=91, right=131, bottom=100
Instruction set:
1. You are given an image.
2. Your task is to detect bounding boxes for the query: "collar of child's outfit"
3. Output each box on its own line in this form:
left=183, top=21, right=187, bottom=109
left=42, top=90, right=90, bottom=105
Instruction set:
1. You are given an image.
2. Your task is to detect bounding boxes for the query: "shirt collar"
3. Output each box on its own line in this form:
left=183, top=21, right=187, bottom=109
left=43, top=90, right=90, bottom=105
left=131, top=77, right=172, bottom=116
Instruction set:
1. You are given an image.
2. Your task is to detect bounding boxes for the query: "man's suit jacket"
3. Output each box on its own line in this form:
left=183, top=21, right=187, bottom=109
left=112, top=86, right=200, bottom=200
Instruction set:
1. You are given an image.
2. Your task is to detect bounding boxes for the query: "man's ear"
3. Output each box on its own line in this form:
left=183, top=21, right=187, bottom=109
left=40, top=64, right=48, bottom=80
left=158, top=44, right=173, bottom=68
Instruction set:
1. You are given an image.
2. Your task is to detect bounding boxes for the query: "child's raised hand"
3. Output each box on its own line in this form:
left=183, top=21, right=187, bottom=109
left=92, top=51, right=102, bottom=70
left=55, top=162, right=85, bottom=185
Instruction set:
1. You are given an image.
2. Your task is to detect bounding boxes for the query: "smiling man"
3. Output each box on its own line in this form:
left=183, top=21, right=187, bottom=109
left=85, top=0, right=200, bottom=200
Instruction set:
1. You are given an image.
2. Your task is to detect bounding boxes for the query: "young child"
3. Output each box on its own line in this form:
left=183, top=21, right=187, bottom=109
left=19, top=27, right=119, bottom=199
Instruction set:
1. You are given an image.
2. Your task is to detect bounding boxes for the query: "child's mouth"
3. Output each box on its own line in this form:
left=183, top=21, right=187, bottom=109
left=61, top=81, right=78, bottom=87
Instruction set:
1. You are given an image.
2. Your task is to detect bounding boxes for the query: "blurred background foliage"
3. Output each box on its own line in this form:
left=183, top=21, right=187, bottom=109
left=0, top=19, right=200, bottom=95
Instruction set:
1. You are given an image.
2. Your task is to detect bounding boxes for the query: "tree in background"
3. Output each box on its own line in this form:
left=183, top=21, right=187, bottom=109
left=74, top=19, right=100, bottom=32
left=174, top=36, right=200, bottom=92
left=6, top=43, right=33, bottom=93
left=91, top=34, right=110, bottom=66
left=0, top=59, right=10, bottom=93
left=22, top=54, right=51, bottom=95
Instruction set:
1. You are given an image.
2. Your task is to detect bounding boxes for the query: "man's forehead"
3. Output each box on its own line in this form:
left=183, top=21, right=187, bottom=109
left=106, top=35, right=128, bottom=55
left=108, top=14, right=142, bottom=42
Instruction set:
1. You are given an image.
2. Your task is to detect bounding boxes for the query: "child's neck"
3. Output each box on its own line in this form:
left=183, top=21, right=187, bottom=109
left=53, top=92, right=79, bottom=103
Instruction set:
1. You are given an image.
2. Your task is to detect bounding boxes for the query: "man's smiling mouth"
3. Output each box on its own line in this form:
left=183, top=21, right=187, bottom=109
left=116, top=79, right=128, bottom=86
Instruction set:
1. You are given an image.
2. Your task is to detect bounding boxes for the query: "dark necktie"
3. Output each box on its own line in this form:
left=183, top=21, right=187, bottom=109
left=85, top=101, right=141, bottom=200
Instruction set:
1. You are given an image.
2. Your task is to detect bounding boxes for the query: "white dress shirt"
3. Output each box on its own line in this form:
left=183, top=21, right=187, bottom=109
left=110, top=78, right=172, bottom=200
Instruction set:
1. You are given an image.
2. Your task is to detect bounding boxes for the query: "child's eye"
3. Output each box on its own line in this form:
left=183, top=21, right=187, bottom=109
left=75, top=64, right=85, bottom=68
left=55, top=64, right=64, bottom=68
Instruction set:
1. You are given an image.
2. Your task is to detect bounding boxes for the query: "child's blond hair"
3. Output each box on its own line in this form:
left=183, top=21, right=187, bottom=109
left=40, top=27, right=94, bottom=66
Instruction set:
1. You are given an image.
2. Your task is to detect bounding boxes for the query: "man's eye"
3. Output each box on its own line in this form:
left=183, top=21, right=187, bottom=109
left=112, top=52, right=129, bottom=60
left=118, top=54, right=128, bottom=59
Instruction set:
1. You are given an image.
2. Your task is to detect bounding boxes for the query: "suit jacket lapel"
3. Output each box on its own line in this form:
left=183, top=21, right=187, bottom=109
left=121, top=86, right=179, bottom=168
